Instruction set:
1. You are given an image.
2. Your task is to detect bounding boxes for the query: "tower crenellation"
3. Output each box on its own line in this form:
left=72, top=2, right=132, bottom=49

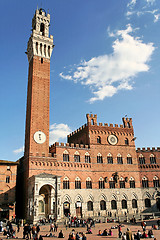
left=27, top=8, right=54, bottom=63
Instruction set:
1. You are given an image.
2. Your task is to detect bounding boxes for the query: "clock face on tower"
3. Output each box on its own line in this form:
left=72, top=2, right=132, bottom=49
left=34, top=131, right=46, bottom=144
left=108, top=134, right=118, bottom=145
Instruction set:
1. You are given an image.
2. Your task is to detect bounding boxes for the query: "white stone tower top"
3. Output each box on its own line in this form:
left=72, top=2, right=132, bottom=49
left=27, top=8, right=54, bottom=62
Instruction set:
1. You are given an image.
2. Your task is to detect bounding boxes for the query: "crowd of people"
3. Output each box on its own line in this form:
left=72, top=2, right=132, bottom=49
left=0, top=217, right=160, bottom=239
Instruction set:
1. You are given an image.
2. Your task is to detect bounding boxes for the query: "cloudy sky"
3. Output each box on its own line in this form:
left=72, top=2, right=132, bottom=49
left=0, top=0, right=160, bottom=161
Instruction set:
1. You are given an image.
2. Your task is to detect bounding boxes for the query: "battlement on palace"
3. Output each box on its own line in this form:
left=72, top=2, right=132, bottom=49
left=67, top=114, right=133, bottom=139
left=49, top=142, right=89, bottom=150
left=136, top=147, right=160, bottom=152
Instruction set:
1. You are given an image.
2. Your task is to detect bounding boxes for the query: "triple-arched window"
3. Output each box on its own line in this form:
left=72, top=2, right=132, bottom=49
left=139, top=154, right=145, bottom=164
left=117, top=154, right=123, bottom=164
left=74, top=151, right=80, bottom=162
left=127, top=154, right=132, bottom=164
left=63, top=177, right=70, bottom=189
left=107, top=153, right=113, bottom=164
left=75, top=177, right=81, bottom=189
left=97, top=153, right=103, bottom=163
left=86, top=177, right=92, bottom=189
left=150, top=154, right=156, bottom=164
left=153, top=176, right=159, bottom=187
left=63, top=150, right=69, bottom=162
left=99, top=177, right=105, bottom=189
left=85, top=152, right=91, bottom=163
left=142, top=176, right=149, bottom=188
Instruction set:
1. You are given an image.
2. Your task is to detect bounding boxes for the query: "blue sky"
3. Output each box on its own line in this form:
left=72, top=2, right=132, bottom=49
left=0, top=0, right=160, bottom=161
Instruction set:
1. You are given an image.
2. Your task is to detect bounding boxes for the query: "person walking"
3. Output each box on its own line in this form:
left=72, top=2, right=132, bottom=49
left=126, top=228, right=133, bottom=240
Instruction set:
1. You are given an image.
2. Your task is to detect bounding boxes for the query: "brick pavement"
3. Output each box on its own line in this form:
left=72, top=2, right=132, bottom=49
left=0, top=219, right=160, bottom=240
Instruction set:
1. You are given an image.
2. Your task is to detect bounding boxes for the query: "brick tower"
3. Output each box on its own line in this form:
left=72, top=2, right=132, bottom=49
left=25, top=8, right=53, bottom=157
left=17, top=8, right=54, bottom=219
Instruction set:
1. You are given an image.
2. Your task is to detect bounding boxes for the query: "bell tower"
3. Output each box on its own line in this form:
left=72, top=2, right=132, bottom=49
left=25, top=8, right=54, bottom=157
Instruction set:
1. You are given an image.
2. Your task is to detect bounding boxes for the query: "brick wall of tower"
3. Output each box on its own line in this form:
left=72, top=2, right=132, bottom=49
left=25, top=56, right=50, bottom=157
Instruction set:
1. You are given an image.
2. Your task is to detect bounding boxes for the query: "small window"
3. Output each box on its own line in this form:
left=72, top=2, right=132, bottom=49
left=40, top=23, right=45, bottom=36
left=41, top=58, right=43, bottom=64
left=86, top=180, right=92, bottom=189
left=150, top=155, right=156, bottom=164
left=75, top=180, right=81, bottom=189
left=6, top=176, right=10, bottom=183
left=87, top=201, right=93, bottom=211
left=117, top=156, right=123, bottom=164
left=107, top=155, right=113, bottom=164
left=139, top=155, right=145, bottom=164
left=145, top=198, right=151, bottom=208
left=125, top=138, right=129, bottom=145
left=85, top=153, right=91, bottom=163
left=109, top=181, right=115, bottom=189
left=99, top=179, right=105, bottom=189
left=130, top=180, right=135, bottom=188
left=132, top=199, right=137, bottom=208
left=127, top=156, right=132, bottom=164
left=142, top=178, right=149, bottom=188
left=97, top=136, right=101, bottom=144
left=74, top=155, right=80, bottom=162
left=153, top=177, right=159, bottom=188
left=63, top=154, right=69, bottom=162
left=100, top=200, right=106, bottom=210
left=122, top=199, right=127, bottom=209
left=97, top=154, right=103, bottom=163
left=111, top=200, right=117, bottom=210
left=63, top=180, right=70, bottom=189
left=119, top=181, right=125, bottom=188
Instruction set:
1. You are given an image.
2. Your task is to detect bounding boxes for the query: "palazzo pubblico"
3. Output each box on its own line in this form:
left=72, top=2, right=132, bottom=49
left=0, top=8, right=160, bottom=223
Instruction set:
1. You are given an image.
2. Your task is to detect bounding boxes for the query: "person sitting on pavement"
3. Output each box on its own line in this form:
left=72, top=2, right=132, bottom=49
left=148, top=229, right=154, bottom=238
left=58, top=230, right=64, bottom=238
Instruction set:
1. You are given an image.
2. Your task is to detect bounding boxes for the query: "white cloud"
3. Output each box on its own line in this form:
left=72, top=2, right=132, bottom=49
left=60, top=25, right=155, bottom=103
left=127, top=0, right=137, bottom=8
left=146, top=0, right=155, bottom=5
left=13, top=146, right=24, bottom=154
left=49, top=123, right=72, bottom=145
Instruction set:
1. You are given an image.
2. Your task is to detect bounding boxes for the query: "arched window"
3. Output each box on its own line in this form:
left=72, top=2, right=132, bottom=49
left=119, top=178, right=125, bottom=188
left=97, top=153, right=103, bottom=163
left=40, top=23, right=45, bottom=36
left=63, top=150, right=69, bottom=162
left=6, top=176, right=10, bottom=183
left=150, top=154, right=156, bottom=164
left=153, top=176, right=159, bottom=188
left=87, top=201, right=93, bottom=211
left=75, top=177, right=81, bottom=189
left=125, top=138, right=129, bottom=145
left=111, top=200, right=117, bottom=209
left=117, top=154, right=123, bottom=164
left=63, top=177, right=70, bottom=189
left=109, top=177, right=115, bottom=189
left=127, top=154, right=132, bottom=164
left=86, top=177, right=92, bottom=189
left=85, top=152, right=91, bottom=163
left=132, top=199, right=137, bottom=208
left=122, top=199, right=127, bottom=209
left=97, top=136, right=101, bottom=144
left=130, top=177, right=135, bottom=188
left=142, top=177, right=149, bottom=188
left=145, top=198, right=151, bottom=208
left=139, top=154, right=145, bottom=164
left=107, top=153, right=113, bottom=164
left=74, top=151, right=80, bottom=162
left=99, top=177, right=105, bottom=189
left=100, top=200, right=106, bottom=210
